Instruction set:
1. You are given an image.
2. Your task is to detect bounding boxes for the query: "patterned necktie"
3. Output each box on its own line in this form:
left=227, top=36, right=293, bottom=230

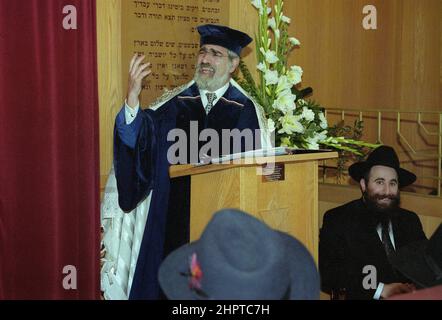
left=381, top=220, right=395, bottom=260
left=205, top=92, right=217, bottom=114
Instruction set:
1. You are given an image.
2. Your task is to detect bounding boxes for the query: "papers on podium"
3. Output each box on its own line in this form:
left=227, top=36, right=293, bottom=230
left=195, top=147, right=333, bottom=166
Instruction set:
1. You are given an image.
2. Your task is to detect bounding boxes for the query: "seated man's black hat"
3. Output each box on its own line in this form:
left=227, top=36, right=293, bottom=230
left=197, top=24, right=252, bottom=57
left=348, top=145, right=416, bottom=187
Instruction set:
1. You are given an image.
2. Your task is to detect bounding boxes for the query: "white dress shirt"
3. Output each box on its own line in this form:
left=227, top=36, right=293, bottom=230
left=124, top=100, right=140, bottom=125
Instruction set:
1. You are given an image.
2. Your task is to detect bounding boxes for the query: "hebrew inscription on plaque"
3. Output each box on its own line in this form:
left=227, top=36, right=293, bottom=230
left=122, top=0, right=228, bottom=106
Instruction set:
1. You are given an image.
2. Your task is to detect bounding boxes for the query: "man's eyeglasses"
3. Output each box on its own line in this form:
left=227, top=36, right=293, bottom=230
left=198, top=47, right=227, bottom=59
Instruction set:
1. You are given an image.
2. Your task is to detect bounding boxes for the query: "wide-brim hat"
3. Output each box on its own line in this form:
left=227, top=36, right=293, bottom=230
left=390, top=224, right=442, bottom=288
left=197, top=24, right=252, bottom=56
left=158, top=209, right=320, bottom=300
left=348, top=145, right=416, bottom=187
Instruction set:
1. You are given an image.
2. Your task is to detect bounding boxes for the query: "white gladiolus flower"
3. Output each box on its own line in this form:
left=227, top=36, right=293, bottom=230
left=290, top=65, right=303, bottom=73
left=265, top=86, right=271, bottom=95
left=259, top=47, right=266, bottom=57
left=317, top=130, right=328, bottom=142
left=272, top=89, right=296, bottom=113
left=287, top=65, right=303, bottom=85
left=278, top=114, right=304, bottom=135
left=267, top=118, right=275, bottom=132
left=275, top=75, right=292, bottom=95
left=280, top=137, right=292, bottom=147
left=264, top=69, right=279, bottom=85
left=251, top=0, right=262, bottom=10
left=265, top=50, right=279, bottom=64
left=251, top=0, right=269, bottom=15
left=305, top=136, right=319, bottom=150
left=275, top=29, right=280, bottom=39
left=257, top=62, right=267, bottom=72
left=260, top=48, right=279, bottom=64
left=268, top=17, right=276, bottom=30
left=301, top=107, right=315, bottom=122
left=281, top=15, right=291, bottom=23
left=249, top=1, right=359, bottom=154
left=319, top=112, right=328, bottom=129
left=289, top=37, right=301, bottom=46
left=305, top=131, right=327, bottom=149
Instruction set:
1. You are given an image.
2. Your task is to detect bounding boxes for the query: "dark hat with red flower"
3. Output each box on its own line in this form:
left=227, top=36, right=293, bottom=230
left=158, top=208, right=320, bottom=300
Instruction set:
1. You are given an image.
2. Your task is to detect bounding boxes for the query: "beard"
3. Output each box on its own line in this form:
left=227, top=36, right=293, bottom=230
left=194, top=62, right=231, bottom=91
left=363, top=190, right=401, bottom=224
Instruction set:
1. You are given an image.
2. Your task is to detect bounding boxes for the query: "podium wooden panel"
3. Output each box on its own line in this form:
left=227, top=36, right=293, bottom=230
left=170, top=152, right=338, bottom=263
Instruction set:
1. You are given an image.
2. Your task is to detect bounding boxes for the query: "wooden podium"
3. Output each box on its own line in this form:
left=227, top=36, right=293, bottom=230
left=169, top=151, right=338, bottom=262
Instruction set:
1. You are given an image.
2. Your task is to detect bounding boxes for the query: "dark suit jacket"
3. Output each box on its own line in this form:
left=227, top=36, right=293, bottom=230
left=319, top=198, right=427, bottom=300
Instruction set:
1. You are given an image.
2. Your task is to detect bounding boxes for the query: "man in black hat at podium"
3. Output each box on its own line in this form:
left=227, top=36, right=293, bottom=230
left=110, top=24, right=270, bottom=299
left=319, top=146, right=427, bottom=299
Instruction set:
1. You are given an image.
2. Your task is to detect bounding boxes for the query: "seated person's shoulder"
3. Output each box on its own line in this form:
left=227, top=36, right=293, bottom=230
left=397, top=207, right=423, bottom=227
left=323, top=199, right=361, bottom=222
left=398, top=206, right=419, bottom=218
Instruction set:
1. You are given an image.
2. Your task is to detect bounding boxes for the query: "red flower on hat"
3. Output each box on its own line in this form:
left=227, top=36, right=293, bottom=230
left=189, top=253, right=203, bottom=290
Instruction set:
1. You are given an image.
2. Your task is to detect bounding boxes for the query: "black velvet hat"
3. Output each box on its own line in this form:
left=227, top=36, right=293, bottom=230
left=391, top=224, right=442, bottom=289
left=348, top=145, right=416, bottom=187
left=158, top=209, right=320, bottom=300
left=197, top=24, right=252, bottom=56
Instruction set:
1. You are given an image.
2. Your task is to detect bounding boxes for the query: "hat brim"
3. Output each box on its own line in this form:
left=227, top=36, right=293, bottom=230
left=158, top=231, right=320, bottom=300
left=390, top=241, right=442, bottom=289
left=348, top=162, right=416, bottom=187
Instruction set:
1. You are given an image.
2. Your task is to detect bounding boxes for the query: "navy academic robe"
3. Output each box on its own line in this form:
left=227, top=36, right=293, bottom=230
left=114, top=81, right=262, bottom=299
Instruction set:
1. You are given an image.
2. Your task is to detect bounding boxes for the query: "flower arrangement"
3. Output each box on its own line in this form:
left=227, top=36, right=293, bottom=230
left=236, top=0, right=379, bottom=155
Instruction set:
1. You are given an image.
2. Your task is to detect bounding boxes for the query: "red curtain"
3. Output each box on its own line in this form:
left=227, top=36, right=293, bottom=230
left=0, top=0, right=99, bottom=299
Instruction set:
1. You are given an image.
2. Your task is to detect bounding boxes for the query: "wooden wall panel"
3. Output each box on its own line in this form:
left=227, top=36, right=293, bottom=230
left=97, top=0, right=124, bottom=194
left=284, top=0, right=441, bottom=112
left=283, top=0, right=441, bottom=194
left=229, top=0, right=259, bottom=79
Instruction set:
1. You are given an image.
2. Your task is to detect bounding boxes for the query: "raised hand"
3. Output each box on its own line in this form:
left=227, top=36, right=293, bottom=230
left=126, top=54, right=152, bottom=108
